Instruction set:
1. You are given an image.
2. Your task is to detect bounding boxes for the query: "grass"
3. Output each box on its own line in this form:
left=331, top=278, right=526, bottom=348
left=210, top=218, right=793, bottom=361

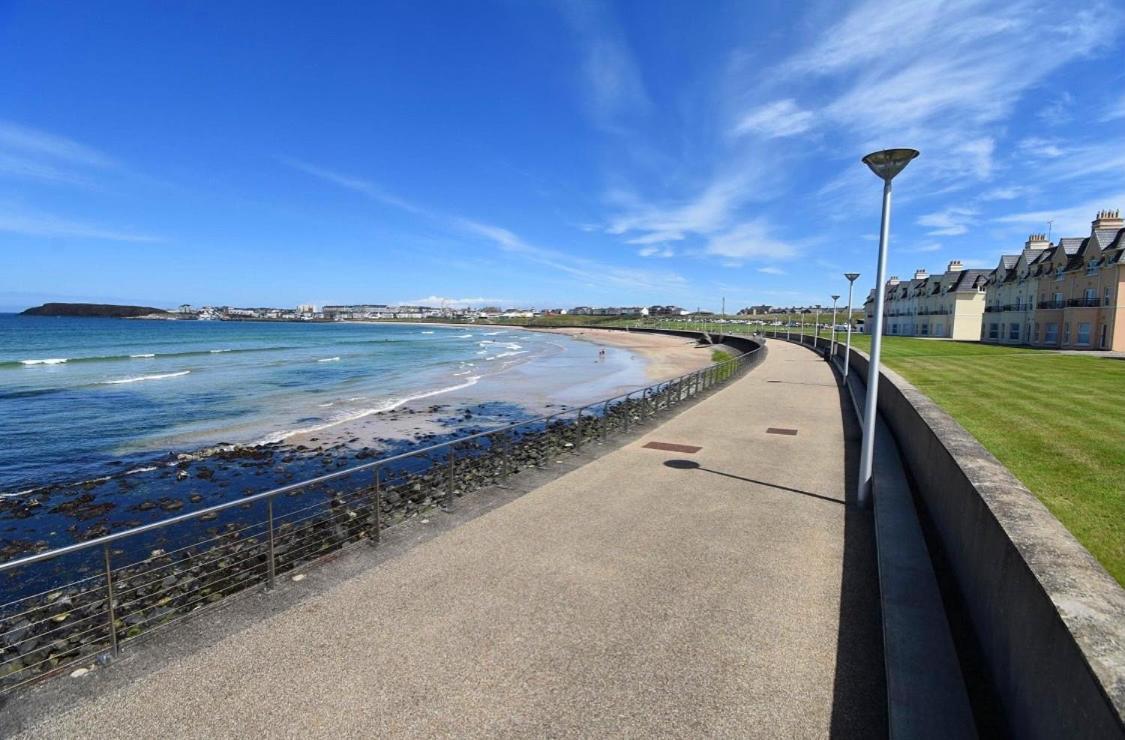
left=810, top=333, right=1124, bottom=585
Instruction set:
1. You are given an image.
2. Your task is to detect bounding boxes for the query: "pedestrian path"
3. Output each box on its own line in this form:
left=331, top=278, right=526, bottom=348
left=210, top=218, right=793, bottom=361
left=19, top=340, right=885, bottom=738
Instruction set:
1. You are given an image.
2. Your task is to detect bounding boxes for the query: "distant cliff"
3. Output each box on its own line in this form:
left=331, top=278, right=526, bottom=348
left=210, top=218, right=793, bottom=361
left=20, top=303, right=171, bottom=318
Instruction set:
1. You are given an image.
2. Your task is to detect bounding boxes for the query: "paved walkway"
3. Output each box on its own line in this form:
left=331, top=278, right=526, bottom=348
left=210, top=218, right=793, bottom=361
left=20, top=341, right=884, bottom=738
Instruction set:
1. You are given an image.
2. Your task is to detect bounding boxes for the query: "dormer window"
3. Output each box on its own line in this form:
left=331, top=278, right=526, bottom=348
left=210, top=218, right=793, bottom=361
left=1055, top=267, right=1064, bottom=281
left=1086, top=260, right=1099, bottom=275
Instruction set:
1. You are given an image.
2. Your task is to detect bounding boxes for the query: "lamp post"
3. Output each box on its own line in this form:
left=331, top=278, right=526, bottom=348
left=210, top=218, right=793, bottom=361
left=814, top=305, right=821, bottom=349
left=829, top=295, right=840, bottom=359
left=857, top=148, right=918, bottom=510
left=843, top=273, right=860, bottom=381
left=786, top=309, right=791, bottom=340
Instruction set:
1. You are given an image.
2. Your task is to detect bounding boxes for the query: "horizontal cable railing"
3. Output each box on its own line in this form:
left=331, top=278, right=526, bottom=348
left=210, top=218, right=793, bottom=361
left=0, top=338, right=763, bottom=692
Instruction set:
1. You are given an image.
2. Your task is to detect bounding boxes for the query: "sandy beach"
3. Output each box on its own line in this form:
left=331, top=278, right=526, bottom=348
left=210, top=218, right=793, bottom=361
left=530, top=327, right=715, bottom=380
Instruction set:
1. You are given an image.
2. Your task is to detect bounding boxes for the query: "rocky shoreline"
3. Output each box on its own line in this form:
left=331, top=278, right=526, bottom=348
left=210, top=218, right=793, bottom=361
left=0, top=359, right=747, bottom=691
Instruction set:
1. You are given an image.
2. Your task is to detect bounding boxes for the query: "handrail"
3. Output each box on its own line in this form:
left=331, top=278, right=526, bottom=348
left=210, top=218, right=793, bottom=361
left=0, top=342, right=761, bottom=574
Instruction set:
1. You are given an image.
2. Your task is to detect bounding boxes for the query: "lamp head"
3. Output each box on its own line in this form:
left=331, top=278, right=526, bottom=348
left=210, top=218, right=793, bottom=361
left=832, top=295, right=840, bottom=301
left=861, top=148, right=919, bottom=181
left=844, top=272, right=860, bottom=283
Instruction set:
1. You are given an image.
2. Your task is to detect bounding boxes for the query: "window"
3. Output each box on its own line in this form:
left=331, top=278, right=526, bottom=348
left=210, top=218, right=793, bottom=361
left=1044, top=323, right=1058, bottom=344
left=1063, top=322, right=1070, bottom=344
left=891, top=323, right=898, bottom=334
left=1106, top=287, right=1113, bottom=307
left=1055, top=267, right=1064, bottom=281
left=1009, top=323, right=1020, bottom=340
left=1084, top=288, right=1097, bottom=306
left=934, top=323, right=943, bottom=337
left=1077, top=323, right=1091, bottom=345
left=1053, top=292, right=1064, bottom=306
left=988, top=323, right=999, bottom=339
left=921, top=323, right=929, bottom=336
left=1102, top=324, right=1109, bottom=348
left=1034, top=322, right=1040, bottom=342
left=1087, top=260, right=1099, bottom=275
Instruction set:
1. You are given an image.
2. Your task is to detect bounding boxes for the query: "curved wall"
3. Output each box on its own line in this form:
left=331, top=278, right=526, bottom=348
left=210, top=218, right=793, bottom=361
left=831, top=341, right=1125, bottom=738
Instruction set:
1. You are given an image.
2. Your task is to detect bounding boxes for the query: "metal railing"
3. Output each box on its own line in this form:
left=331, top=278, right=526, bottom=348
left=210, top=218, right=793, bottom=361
left=0, top=340, right=763, bottom=692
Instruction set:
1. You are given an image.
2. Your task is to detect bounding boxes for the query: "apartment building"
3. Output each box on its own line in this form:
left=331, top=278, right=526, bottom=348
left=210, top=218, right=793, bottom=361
left=1024, top=211, right=1122, bottom=350
left=980, top=234, right=1051, bottom=345
left=864, top=260, right=988, bottom=339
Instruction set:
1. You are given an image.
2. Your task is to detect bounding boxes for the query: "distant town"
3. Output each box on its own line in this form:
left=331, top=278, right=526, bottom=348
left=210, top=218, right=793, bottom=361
left=163, top=302, right=848, bottom=323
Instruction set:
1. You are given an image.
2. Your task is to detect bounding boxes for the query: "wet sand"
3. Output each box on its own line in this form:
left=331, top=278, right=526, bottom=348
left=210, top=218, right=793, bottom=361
left=531, top=327, right=715, bottom=380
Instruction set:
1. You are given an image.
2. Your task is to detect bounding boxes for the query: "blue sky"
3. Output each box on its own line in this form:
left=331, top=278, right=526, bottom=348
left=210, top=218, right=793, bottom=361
left=1, top=0, right=1123, bottom=313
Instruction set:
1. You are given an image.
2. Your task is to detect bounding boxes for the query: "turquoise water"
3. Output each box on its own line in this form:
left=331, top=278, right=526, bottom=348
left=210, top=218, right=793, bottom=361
left=0, top=316, right=637, bottom=492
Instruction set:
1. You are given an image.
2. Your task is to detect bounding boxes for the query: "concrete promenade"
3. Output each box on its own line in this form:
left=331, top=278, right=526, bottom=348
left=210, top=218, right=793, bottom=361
left=19, top=341, right=885, bottom=738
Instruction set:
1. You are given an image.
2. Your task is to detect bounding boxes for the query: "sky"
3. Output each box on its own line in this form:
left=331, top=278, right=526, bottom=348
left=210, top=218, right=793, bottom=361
left=1, top=0, right=1123, bottom=313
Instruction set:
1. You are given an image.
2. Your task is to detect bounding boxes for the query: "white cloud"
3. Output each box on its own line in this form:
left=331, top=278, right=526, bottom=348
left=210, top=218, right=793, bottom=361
left=757, top=266, right=786, bottom=275
left=0, top=120, right=118, bottom=185
left=289, top=159, right=685, bottom=292
left=1017, top=137, right=1064, bottom=158
left=704, top=219, right=797, bottom=261
left=732, top=99, right=814, bottom=139
left=918, top=206, right=978, bottom=236
left=606, top=175, right=750, bottom=244
left=638, top=245, right=675, bottom=258
left=0, top=209, right=159, bottom=242
left=994, top=192, right=1125, bottom=237
left=406, top=296, right=513, bottom=307
left=1101, top=94, right=1125, bottom=122
left=909, top=242, right=942, bottom=253
left=981, top=185, right=1035, bottom=201
left=769, top=0, right=1123, bottom=187
left=555, top=2, right=650, bottom=130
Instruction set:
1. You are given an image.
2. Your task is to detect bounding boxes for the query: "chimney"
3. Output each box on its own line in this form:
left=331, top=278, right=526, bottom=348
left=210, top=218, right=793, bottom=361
left=887, top=276, right=900, bottom=286
left=947, top=260, right=963, bottom=273
left=1025, top=233, right=1050, bottom=250
left=1092, top=209, right=1123, bottom=231
left=913, top=268, right=928, bottom=280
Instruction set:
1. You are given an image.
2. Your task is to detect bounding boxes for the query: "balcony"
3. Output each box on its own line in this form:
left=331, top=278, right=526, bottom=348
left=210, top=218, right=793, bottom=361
left=1065, top=297, right=1101, bottom=308
left=1037, top=300, right=1065, bottom=310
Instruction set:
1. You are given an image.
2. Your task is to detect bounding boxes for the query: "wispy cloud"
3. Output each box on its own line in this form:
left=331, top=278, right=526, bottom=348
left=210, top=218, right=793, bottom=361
left=756, top=266, right=786, bottom=275
left=288, top=159, right=684, bottom=292
left=1101, top=94, right=1125, bottom=122
left=0, top=208, right=159, bottom=242
left=406, top=296, right=514, bottom=307
left=754, top=0, right=1124, bottom=189
left=731, top=99, right=814, bottom=139
left=0, top=120, right=118, bottom=186
left=704, top=219, right=797, bottom=261
left=918, top=206, right=978, bottom=236
left=994, top=192, right=1125, bottom=237
left=554, top=1, right=650, bottom=130
left=280, top=157, right=428, bottom=215
left=1017, top=136, right=1064, bottom=158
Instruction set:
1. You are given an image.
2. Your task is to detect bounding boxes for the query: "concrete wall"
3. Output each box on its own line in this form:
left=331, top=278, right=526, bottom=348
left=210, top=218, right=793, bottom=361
left=835, top=342, right=1124, bottom=738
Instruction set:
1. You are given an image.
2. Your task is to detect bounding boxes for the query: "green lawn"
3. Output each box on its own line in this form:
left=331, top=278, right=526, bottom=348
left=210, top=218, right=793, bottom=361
left=816, top=334, right=1124, bottom=585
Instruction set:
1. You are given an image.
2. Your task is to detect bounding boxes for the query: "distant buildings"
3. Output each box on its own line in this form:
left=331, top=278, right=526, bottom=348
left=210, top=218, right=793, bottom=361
left=982, top=210, right=1124, bottom=350
left=864, top=261, right=989, bottom=340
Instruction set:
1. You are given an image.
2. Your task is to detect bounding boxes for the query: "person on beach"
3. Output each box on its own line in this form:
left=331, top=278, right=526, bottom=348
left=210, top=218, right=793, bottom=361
left=598, top=347, right=606, bottom=362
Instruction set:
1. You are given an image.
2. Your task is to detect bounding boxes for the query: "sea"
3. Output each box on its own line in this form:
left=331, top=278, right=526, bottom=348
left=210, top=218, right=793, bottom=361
left=0, top=315, right=647, bottom=497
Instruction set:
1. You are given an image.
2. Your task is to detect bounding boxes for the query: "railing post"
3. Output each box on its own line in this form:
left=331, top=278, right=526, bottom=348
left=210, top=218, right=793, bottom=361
left=103, top=543, right=119, bottom=657
left=447, top=444, right=456, bottom=508
left=266, top=496, right=276, bottom=590
left=575, top=406, right=584, bottom=451
left=372, top=466, right=382, bottom=545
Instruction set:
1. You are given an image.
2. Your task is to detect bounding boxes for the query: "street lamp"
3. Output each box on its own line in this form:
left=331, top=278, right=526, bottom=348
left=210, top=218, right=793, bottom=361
left=829, top=295, right=840, bottom=358
left=786, top=308, right=791, bottom=340
left=843, top=273, right=860, bottom=381
left=857, top=148, right=918, bottom=510
left=814, top=305, right=821, bottom=349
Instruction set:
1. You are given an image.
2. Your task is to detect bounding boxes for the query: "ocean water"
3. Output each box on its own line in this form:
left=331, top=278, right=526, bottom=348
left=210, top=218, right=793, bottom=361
left=0, top=315, right=643, bottom=494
